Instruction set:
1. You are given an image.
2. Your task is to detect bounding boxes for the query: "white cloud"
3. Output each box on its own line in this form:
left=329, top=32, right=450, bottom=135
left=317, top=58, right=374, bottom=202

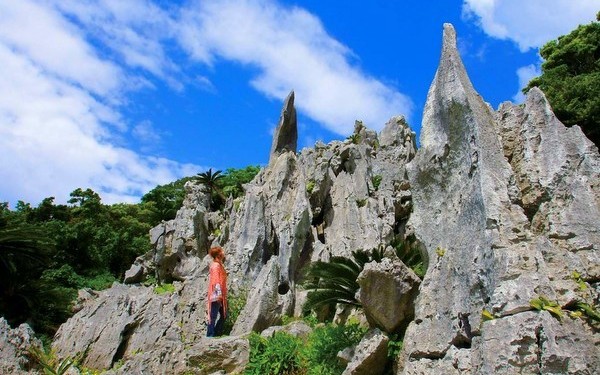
left=463, top=0, right=598, bottom=51
left=513, top=63, right=542, bottom=103
left=0, top=0, right=201, bottom=206
left=0, top=0, right=414, bottom=206
left=177, top=0, right=413, bottom=134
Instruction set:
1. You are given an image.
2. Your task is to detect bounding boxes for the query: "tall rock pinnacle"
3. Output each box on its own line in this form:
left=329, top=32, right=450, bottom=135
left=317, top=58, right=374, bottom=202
left=269, top=90, right=297, bottom=163
left=401, top=23, right=599, bottom=374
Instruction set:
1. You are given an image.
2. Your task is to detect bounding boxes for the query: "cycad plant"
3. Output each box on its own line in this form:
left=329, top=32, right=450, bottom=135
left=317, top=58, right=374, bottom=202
left=195, top=168, right=226, bottom=210
left=302, top=249, right=382, bottom=314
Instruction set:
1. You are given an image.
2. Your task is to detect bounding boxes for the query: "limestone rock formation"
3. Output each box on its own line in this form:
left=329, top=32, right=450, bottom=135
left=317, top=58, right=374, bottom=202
left=342, top=328, right=389, bottom=375
left=400, top=23, right=599, bottom=374
left=357, top=258, right=420, bottom=333
left=0, top=318, right=42, bottom=374
left=269, top=90, right=298, bottom=163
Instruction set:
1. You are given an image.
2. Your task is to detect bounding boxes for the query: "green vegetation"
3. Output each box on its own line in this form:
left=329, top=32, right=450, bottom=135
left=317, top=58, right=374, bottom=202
left=29, top=346, right=75, bottom=375
left=347, top=134, right=361, bottom=144
left=524, top=13, right=600, bottom=148
left=302, top=250, right=379, bottom=314
left=223, top=288, right=249, bottom=335
left=371, top=175, right=382, bottom=191
left=245, top=331, right=303, bottom=375
left=245, top=321, right=367, bottom=375
left=392, top=237, right=426, bottom=278
left=306, top=179, right=316, bottom=194
left=195, top=166, right=261, bottom=211
left=153, top=283, right=175, bottom=295
left=530, top=296, right=563, bottom=320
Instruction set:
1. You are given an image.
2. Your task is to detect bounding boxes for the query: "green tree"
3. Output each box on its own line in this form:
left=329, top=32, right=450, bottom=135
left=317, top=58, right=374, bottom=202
left=524, top=15, right=600, bottom=148
left=195, top=168, right=226, bottom=210
left=141, top=177, right=193, bottom=222
left=220, top=165, right=261, bottom=198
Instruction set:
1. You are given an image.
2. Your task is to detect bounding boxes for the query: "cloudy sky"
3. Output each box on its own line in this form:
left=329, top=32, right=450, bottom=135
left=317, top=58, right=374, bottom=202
left=0, top=0, right=597, bottom=206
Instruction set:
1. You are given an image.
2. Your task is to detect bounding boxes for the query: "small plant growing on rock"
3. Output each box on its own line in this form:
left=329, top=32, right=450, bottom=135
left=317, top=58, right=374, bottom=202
left=355, top=198, right=367, bottom=208
left=306, top=179, right=316, bottom=194
left=347, top=134, right=361, bottom=144
left=530, top=295, right=563, bottom=320
left=153, top=283, right=175, bottom=295
left=223, top=288, right=248, bottom=335
left=371, top=175, right=382, bottom=191
left=29, top=346, right=75, bottom=375
left=481, top=309, right=496, bottom=321
left=435, top=247, right=446, bottom=257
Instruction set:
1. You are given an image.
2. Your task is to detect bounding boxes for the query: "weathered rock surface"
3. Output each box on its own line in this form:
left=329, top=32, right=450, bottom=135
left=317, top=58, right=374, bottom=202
left=269, top=90, right=298, bottom=163
left=53, top=260, right=210, bottom=372
left=186, top=336, right=249, bottom=375
left=260, top=320, right=313, bottom=340
left=0, top=318, right=42, bottom=374
left=357, top=258, right=420, bottom=333
left=399, top=23, right=600, bottom=374
left=342, top=328, right=389, bottom=375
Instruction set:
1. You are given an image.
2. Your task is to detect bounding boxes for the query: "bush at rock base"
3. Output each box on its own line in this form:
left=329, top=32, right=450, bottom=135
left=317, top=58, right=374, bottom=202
left=245, top=321, right=367, bottom=375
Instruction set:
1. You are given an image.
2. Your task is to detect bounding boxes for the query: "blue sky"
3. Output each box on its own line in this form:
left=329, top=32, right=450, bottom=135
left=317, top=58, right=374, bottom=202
left=0, top=0, right=597, bottom=206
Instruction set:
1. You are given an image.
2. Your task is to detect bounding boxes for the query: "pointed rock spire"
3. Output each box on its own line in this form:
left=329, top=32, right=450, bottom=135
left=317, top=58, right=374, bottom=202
left=269, top=90, right=297, bottom=163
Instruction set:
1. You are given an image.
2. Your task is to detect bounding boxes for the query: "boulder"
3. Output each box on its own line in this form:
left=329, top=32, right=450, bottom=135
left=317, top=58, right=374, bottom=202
left=357, top=258, right=420, bottom=333
left=231, top=258, right=290, bottom=335
left=342, top=328, right=389, bottom=375
left=186, top=336, right=250, bottom=375
left=260, top=320, right=313, bottom=341
left=0, top=318, right=42, bottom=374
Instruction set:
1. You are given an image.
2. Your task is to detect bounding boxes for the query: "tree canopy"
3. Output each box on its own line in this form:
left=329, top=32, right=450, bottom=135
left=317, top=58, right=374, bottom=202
left=524, top=14, right=600, bottom=148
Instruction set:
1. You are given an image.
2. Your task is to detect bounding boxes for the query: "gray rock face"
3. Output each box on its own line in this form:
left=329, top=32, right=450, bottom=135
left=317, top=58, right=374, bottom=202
left=399, top=23, right=600, bottom=374
left=53, top=262, right=210, bottom=372
left=269, top=90, right=298, bottom=163
left=186, top=336, right=250, bottom=375
left=0, top=318, right=42, bottom=374
left=357, top=258, right=420, bottom=333
left=342, top=328, right=389, bottom=375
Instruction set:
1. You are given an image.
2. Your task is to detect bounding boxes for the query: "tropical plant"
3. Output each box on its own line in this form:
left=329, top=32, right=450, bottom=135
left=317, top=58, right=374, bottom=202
left=392, top=237, right=426, bottom=278
left=302, top=249, right=381, bottom=314
left=29, top=346, right=75, bottom=375
left=195, top=168, right=226, bottom=210
left=524, top=14, right=600, bottom=148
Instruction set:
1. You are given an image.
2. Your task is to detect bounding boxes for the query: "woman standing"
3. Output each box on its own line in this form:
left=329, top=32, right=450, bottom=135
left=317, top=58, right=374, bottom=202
left=206, top=246, right=228, bottom=337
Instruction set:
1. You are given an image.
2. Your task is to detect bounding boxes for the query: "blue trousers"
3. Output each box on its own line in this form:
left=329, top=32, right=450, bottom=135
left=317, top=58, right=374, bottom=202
left=207, top=301, right=225, bottom=337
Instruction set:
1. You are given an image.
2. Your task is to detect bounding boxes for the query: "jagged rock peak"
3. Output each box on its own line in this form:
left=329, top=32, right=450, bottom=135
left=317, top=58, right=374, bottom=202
left=269, top=90, right=297, bottom=163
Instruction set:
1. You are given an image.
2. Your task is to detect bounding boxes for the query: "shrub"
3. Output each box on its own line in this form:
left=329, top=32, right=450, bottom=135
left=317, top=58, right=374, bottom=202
left=301, top=322, right=367, bottom=375
left=223, top=288, right=248, bottom=335
left=245, top=332, right=303, bottom=375
left=153, top=283, right=175, bottom=295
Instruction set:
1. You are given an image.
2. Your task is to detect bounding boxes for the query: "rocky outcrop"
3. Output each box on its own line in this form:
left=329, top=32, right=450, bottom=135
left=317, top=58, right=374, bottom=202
left=53, top=260, right=210, bottom=372
left=0, top=318, right=42, bottom=374
left=269, top=90, right=298, bottom=163
left=357, top=258, right=420, bottom=333
left=400, top=23, right=599, bottom=374
left=341, top=328, right=389, bottom=375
